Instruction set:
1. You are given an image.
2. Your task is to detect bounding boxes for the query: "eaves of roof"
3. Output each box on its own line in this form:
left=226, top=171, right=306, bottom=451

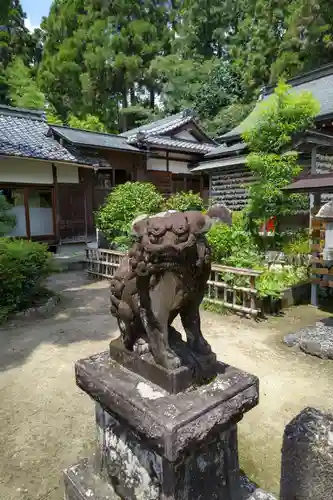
left=49, top=125, right=142, bottom=154
left=0, top=111, right=108, bottom=167
left=137, top=135, right=216, bottom=154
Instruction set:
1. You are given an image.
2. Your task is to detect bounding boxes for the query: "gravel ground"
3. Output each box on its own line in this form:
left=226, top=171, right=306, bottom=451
left=1, top=272, right=333, bottom=499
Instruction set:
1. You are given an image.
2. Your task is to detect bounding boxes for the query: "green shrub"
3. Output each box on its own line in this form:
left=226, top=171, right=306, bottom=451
left=0, top=238, right=54, bottom=320
left=283, top=230, right=310, bottom=255
left=0, top=194, right=16, bottom=236
left=95, top=182, right=164, bottom=243
left=257, top=266, right=308, bottom=299
left=164, top=191, right=204, bottom=212
left=207, top=214, right=261, bottom=268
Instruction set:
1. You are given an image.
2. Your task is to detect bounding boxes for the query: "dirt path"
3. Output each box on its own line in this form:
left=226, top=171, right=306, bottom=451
left=0, top=272, right=333, bottom=499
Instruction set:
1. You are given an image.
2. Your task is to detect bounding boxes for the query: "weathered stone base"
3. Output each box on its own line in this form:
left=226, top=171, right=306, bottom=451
left=69, top=351, right=258, bottom=500
left=95, top=403, right=241, bottom=499
left=64, top=459, right=119, bottom=500
left=109, top=334, right=217, bottom=394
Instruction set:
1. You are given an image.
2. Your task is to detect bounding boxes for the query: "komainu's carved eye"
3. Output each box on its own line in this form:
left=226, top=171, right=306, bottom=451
left=149, top=222, right=166, bottom=237
left=172, top=221, right=188, bottom=236
left=150, top=235, right=160, bottom=244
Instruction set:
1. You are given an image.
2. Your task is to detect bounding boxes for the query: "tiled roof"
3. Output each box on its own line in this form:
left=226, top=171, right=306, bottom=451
left=139, top=135, right=216, bottom=154
left=221, top=63, right=333, bottom=142
left=0, top=105, right=109, bottom=167
left=120, top=109, right=195, bottom=138
left=204, top=142, right=247, bottom=159
left=49, top=125, right=141, bottom=153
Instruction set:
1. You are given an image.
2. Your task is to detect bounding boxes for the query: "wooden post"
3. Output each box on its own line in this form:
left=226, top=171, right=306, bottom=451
left=310, top=146, right=319, bottom=306
left=52, top=164, right=60, bottom=244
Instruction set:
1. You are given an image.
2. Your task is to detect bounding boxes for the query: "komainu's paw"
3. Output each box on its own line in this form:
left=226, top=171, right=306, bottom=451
left=160, top=349, right=182, bottom=370
left=189, top=336, right=212, bottom=354
left=133, top=338, right=150, bottom=355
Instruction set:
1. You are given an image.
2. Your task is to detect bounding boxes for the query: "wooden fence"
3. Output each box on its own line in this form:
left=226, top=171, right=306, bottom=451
left=311, top=217, right=333, bottom=288
left=86, top=248, right=263, bottom=316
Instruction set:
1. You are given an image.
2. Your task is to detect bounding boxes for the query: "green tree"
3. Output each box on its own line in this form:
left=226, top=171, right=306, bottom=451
left=271, top=0, right=333, bottom=81
left=38, top=0, right=177, bottom=130
left=6, top=57, right=45, bottom=109
left=0, top=194, right=16, bottom=236
left=242, top=81, right=320, bottom=226
left=68, top=114, right=107, bottom=132
left=0, top=0, right=34, bottom=104
left=96, top=182, right=164, bottom=243
left=150, top=56, right=240, bottom=118
left=176, top=0, right=240, bottom=59
left=203, top=102, right=255, bottom=138
left=229, top=0, right=288, bottom=100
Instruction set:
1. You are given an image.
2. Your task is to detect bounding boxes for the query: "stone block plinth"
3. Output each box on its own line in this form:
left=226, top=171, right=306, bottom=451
left=64, top=351, right=258, bottom=500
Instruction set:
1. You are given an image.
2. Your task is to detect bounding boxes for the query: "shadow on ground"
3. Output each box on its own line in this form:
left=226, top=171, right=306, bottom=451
left=0, top=272, right=117, bottom=373
left=1, top=271, right=333, bottom=500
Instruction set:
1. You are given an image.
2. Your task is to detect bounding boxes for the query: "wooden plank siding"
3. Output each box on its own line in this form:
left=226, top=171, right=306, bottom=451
left=210, top=164, right=254, bottom=211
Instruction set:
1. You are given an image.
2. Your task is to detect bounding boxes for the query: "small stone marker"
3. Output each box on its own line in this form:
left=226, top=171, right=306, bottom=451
left=280, top=407, right=333, bottom=500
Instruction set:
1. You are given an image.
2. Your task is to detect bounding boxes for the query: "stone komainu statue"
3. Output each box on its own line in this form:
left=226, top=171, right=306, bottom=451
left=109, top=207, right=231, bottom=370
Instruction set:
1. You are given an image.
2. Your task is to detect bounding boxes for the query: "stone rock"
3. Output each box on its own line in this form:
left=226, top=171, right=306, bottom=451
left=284, top=318, right=333, bottom=359
left=246, top=490, right=277, bottom=500
left=280, top=407, right=333, bottom=500
left=240, top=475, right=277, bottom=500
left=64, top=458, right=119, bottom=500
left=283, top=333, right=301, bottom=347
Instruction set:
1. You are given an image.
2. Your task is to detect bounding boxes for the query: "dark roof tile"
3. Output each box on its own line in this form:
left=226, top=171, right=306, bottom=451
left=0, top=105, right=109, bottom=166
left=120, top=110, right=194, bottom=138
left=50, top=125, right=141, bottom=153
left=140, top=135, right=216, bottom=153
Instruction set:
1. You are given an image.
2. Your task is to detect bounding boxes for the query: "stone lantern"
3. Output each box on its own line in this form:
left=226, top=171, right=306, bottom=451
left=315, top=200, right=333, bottom=261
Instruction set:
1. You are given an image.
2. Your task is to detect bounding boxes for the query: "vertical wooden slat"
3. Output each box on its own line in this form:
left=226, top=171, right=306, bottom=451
left=24, top=187, right=31, bottom=239
left=250, top=276, right=256, bottom=311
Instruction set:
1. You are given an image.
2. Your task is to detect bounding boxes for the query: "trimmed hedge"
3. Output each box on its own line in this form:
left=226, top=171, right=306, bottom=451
left=0, top=238, right=54, bottom=321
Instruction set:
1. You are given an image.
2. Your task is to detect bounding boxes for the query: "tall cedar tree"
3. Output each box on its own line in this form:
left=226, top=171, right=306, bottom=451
left=0, top=0, right=34, bottom=104
left=38, top=0, right=177, bottom=131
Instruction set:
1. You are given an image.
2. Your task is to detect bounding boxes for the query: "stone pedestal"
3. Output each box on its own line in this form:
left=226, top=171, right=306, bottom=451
left=64, top=350, right=258, bottom=500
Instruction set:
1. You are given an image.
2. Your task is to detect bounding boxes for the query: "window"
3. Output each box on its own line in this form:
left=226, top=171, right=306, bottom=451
left=0, top=187, right=27, bottom=236
left=0, top=186, right=55, bottom=238
left=28, top=189, right=53, bottom=236
left=96, top=171, right=112, bottom=189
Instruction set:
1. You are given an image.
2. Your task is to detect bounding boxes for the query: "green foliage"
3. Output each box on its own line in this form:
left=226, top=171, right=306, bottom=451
left=203, top=102, right=255, bottom=138
left=0, top=238, right=54, bottom=321
left=5, top=57, right=45, bottom=109
left=113, top=234, right=134, bottom=252
left=0, top=194, right=16, bottom=236
left=95, top=182, right=164, bottom=243
left=283, top=230, right=310, bottom=255
left=2, top=0, right=333, bottom=137
left=0, top=0, right=35, bottom=104
left=243, top=81, right=320, bottom=153
left=201, top=299, right=229, bottom=315
left=257, top=266, right=309, bottom=299
left=68, top=114, right=107, bottom=132
left=243, top=81, right=319, bottom=222
left=150, top=56, right=240, bottom=120
left=164, top=191, right=204, bottom=212
left=207, top=214, right=262, bottom=269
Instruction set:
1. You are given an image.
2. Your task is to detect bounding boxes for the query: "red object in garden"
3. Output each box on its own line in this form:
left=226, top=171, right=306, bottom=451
left=260, top=217, right=276, bottom=235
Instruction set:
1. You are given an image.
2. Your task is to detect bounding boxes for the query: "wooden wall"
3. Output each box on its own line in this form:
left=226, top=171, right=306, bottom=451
left=210, top=164, right=254, bottom=211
